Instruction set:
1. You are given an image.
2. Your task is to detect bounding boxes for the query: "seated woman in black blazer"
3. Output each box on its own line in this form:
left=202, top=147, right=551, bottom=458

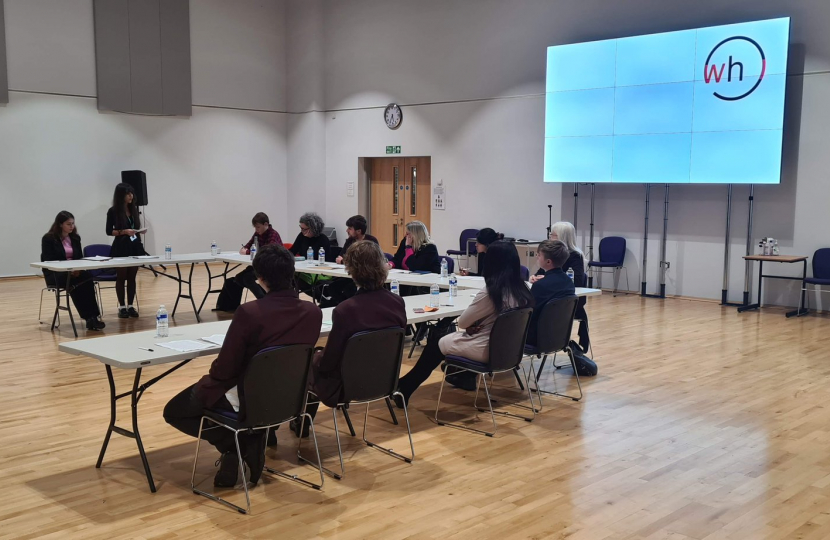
left=41, top=211, right=105, bottom=331
left=458, top=228, right=503, bottom=277
left=390, top=221, right=440, bottom=296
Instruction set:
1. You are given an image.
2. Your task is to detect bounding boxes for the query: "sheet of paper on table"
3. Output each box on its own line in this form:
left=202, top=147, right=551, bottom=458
left=155, top=340, right=215, bottom=352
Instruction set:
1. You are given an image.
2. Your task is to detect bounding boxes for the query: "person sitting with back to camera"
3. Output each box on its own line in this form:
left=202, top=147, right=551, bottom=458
left=526, top=240, right=575, bottom=348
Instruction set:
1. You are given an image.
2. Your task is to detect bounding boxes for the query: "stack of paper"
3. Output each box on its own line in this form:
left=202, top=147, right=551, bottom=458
left=155, top=340, right=215, bottom=352
left=200, top=334, right=226, bottom=346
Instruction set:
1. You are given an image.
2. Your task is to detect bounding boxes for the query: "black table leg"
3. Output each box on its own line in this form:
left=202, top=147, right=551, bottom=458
left=96, top=364, right=117, bottom=469
left=185, top=263, right=200, bottom=322
left=172, top=264, right=183, bottom=317
left=130, top=369, right=155, bottom=492
left=786, top=259, right=810, bottom=318
left=738, top=260, right=761, bottom=313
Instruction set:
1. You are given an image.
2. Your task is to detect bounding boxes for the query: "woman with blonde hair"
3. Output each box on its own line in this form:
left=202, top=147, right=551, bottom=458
left=390, top=220, right=440, bottom=274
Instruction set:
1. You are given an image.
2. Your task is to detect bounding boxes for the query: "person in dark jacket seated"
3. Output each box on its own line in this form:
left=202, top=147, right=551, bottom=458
left=390, top=220, right=441, bottom=296
left=298, top=240, right=406, bottom=433
left=526, top=240, right=575, bottom=347
left=163, top=244, right=323, bottom=488
left=288, top=212, right=332, bottom=298
left=458, top=228, right=503, bottom=276
left=335, top=215, right=378, bottom=263
left=320, top=215, right=380, bottom=308
left=530, top=221, right=590, bottom=350
left=41, top=211, right=105, bottom=331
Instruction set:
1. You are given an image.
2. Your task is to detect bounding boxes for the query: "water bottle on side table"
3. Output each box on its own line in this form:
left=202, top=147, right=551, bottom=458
left=307, top=247, right=314, bottom=262
left=567, top=268, right=575, bottom=282
left=319, top=247, right=325, bottom=264
left=164, top=243, right=172, bottom=260
left=156, top=305, right=169, bottom=338
left=441, top=258, right=448, bottom=278
left=430, top=283, right=440, bottom=308
left=211, top=241, right=217, bottom=256
left=449, top=273, right=458, bottom=305
left=391, top=279, right=400, bottom=296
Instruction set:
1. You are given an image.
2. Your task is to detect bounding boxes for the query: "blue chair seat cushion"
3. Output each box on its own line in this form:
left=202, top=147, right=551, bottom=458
left=805, top=277, right=830, bottom=286
left=444, top=355, right=491, bottom=374
left=523, top=344, right=539, bottom=355
left=588, top=261, right=621, bottom=268
left=203, top=408, right=245, bottom=429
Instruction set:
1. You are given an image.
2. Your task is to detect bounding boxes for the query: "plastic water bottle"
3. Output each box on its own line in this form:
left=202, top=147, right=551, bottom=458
left=449, top=273, right=458, bottom=297
left=250, top=242, right=257, bottom=261
left=391, top=279, right=400, bottom=296
left=430, top=283, right=440, bottom=308
left=156, top=305, right=169, bottom=337
left=441, top=258, right=448, bottom=278
left=210, top=240, right=217, bottom=256
left=318, top=247, right=325, bottom=264
left=164, top=243, right=172, bottom=260
left=307, top=247, right=314, bottom=262
left=567, top=268, right=575, bottom=282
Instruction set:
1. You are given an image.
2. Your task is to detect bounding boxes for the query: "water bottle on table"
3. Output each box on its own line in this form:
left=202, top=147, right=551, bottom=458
left=156, top=305, right=169, bottom=338
left=210, top=240, right=217, bottom=256
left=318, top=247, right=326, bottom=264
left=391, top=279, right=400, bottom=296
left=307, top=247, right=314, bottom=262
left=441, top=258, right=448, bottom=278
left=430, top=283, right=440, bottom=308
left=250, top=239, right=258, bottom=260
left=164, top=243, right=172, bottom=260
left=567, top=268, right=575, bottom=282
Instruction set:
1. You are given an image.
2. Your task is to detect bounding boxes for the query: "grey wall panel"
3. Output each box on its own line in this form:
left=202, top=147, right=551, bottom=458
left=127, top=0, right=162, bottom=114
left=0, top=0, right=8, bottom=104
left=93, top=0, right=131, bottom=111
left=159, top=0, right=191, bottom=115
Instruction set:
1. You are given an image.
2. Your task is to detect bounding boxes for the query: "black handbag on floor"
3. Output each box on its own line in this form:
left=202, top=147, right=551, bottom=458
left=215, top=279, right=244, bottom=312
left=569, top=340, right=597, bottom=377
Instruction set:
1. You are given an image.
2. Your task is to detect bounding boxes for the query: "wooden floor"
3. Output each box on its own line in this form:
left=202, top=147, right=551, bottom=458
left=2, top=267, right=830, bottom=540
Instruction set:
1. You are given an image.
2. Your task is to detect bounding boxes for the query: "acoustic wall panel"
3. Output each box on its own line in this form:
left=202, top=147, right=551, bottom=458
left=93, top=0, right=191, bottom=115
left=0, top=0, right=8, bottom=104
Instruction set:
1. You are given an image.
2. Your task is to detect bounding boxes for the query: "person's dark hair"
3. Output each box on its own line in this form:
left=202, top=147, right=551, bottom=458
left=538, top=239, right=570, bottom=268
left=46, top=210, right=79, bottom=242
left=112, top=183, right=141, bottom=229
left=482, top=240, right=533, bottom=313
left=252, top=212, right=270, bottom=226
left=299, top=212, right=325, bottom=237
left=252, top=244, right=295, bottom=292
left=346, top=215, right=368, bottom=235
left=476, top=228, right=504, bottom=247
left=344, top=240, right=388, bottom=291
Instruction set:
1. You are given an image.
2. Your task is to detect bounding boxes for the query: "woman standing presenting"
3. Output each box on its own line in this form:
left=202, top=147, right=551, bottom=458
left=106, top=183, right=146, bottom=318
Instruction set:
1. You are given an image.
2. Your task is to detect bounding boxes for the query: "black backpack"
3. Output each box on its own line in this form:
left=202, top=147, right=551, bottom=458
left=569, top=340, right=597, bottom=377
left=215, top=279, right=244, bottom=312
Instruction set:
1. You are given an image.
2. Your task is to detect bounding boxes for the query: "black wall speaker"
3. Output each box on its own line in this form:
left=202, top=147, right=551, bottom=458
left=121, top=170, right=148, bottom=206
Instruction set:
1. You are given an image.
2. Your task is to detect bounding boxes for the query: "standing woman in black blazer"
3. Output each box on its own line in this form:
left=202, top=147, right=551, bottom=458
left=106, top=183, right=145, bottom=318
left=390, top=220, right=441, bottom=297
left=41, top=211, right=105, bottom=331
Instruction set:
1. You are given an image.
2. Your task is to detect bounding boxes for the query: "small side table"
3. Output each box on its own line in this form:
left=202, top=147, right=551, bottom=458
left=738, top=255, right=809, bottom=317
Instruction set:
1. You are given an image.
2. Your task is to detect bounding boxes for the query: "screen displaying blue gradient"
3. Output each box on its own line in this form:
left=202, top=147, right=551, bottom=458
left=544, top=18, right=790, bottom=184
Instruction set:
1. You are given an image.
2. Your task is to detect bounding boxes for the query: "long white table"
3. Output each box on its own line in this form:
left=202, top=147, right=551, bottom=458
left=58, top=291, right=477, bottom=492
left=31, top=252, right=220, bottom=336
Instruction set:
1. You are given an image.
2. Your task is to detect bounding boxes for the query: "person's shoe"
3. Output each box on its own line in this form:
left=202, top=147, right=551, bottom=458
left=95, top=319, right=106, bottom=329
left=289, top=418, right=310, bottom=438
left=267, top=427, right=278, bottom=448
left=127, top=307, right=139, bottom=318
left=86, top=318, right=103, bottom=331
left=392, top=392, right=409, bottom=410
left=213, top=452, right=240, bottom=488
left=118, top=308, right=129, bottom=319
left=446, top=372, right=478, bottom=392
left=243, top=434, right=267, bottom=485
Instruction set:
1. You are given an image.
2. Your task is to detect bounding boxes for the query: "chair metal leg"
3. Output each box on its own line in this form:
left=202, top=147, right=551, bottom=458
left=535, top=348, right=583, bottom=402
left=475, top=366, right=538, bottom=422
left=361, top=395, right=415, bottom=463
left=267, top=414, right=325, bottom=490
left=298, top=410, right=344, bottom=480
left=512, top=368, right=525, bottom=391
left=435, top=368, right=498, bottom=437
left=191, top=420, right=250, bottom=514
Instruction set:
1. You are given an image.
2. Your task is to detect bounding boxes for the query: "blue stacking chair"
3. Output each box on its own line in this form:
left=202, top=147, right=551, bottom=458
left=446, top=229, right=479, bottom=267
left=588, top=236, right=629, bottom=296
left=798, top=248, right=830, bottom=314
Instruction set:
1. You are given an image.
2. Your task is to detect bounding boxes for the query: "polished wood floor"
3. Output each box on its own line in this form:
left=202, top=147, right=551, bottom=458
left=1, top=266, right=829, bottom=539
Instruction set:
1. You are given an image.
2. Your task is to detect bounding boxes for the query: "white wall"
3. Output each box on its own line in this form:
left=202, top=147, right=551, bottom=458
left=311, top=0, right=830, bottom=308
left=0, top=0, right=289, bottom=277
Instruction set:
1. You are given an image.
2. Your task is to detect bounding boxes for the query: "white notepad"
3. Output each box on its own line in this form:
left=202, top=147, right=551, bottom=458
left=200, top=334, right=226, bottom=346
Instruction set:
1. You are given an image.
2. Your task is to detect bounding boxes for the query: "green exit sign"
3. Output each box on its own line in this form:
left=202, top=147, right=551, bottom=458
left=385, top=146, right=401, bottom=154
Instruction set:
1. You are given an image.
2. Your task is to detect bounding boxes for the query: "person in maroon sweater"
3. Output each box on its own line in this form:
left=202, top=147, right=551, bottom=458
left=300, top=240, right=406, bottom=431
left=164, top=244, right=322, bottom=487
left=229, top=212, right=283, bottom=302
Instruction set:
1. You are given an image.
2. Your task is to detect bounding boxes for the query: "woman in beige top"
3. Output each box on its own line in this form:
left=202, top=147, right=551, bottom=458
left=396, top=241, right=534, bottom=404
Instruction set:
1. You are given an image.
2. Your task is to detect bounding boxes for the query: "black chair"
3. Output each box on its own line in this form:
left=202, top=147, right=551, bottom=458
left=299, top=328, right=412, bottom=479
left=190, top=345, right=324, bottom=514
left=435, top=308, right=535, bottom=437
left=523, top=296, right=582, bottom=403
left=588, top=236, right=628, bottom=296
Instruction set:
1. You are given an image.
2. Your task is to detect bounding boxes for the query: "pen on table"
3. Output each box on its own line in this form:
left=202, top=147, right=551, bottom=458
left=138, top=347, right=154, bottom=352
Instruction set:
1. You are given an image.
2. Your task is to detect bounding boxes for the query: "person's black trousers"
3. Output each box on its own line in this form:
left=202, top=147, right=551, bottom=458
left=234, top=267, right=266, bottom=299
left=163, top=384, right=263, bottom=455
left=575, top=301, right=590, bottom=351
left=45, top=271, right=100, bottom=320
left=398, top=317, right=457, bottom=399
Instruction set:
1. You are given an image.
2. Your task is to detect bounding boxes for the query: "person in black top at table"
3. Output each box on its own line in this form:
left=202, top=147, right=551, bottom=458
left=458, top=228, right=503, bottom=277
left=530, top=221, right=589, bottom=350
left=335, top=215, right=378, bottom=263
left=106, top=183, right=146, bottom=318
left=320, top=215, right=380, bottom=308
left=390, top=221, right=441, bottom=296
left=288, top=212, right=331, bottom=297
left=526, top=240, right=575, bottom=347
left=41, top=211, right=105, bottom=331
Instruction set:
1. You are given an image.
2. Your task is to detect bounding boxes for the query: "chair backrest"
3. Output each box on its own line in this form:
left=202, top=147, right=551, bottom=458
left=322, top=227, right=338, bottom=247
left=83, top=244, right=115, bottom=278
left=520, top=265, right=530, bottom=281
left=533, top=296, right=579, bottom=355
left=598, top=236, right=626, bottom=266
left=458, top=229, right=480, bottom=251
left=439, top=256, right=455, bottom=274
left=487, top=307, right=534, bottom=372
left=813, top=248, right=830, bottom=280
left=384, top=252, right=394, bottom=262
left=340, top=327, right=405, bottom=403
left=240, top=344, right=313, bottom=427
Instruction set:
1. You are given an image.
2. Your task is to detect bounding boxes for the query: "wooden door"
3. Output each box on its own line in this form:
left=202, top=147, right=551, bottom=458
left=370, top=157, right=431, bottom=254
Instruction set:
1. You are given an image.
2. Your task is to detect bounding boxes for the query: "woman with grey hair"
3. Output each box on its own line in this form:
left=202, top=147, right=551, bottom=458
left=288, top=212, right=331, bottom=259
